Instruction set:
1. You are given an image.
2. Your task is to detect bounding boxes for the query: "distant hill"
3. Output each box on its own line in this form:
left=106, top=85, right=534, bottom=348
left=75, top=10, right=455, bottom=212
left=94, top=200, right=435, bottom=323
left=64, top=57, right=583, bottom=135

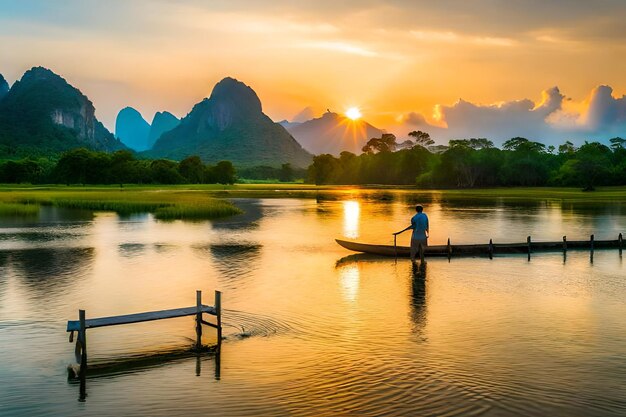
left=0, top=73, right=8, bottom=101
left=115, top=107, right=150, bottom=151
left=0, top=67, right=125, bottom=156
left=148, top=111, right=180, bottom=148
left=278, top=119, right=301, bottom=129
left=150, top=77, right=312, bottom=167
left=285, top=111, right=384, bottom=156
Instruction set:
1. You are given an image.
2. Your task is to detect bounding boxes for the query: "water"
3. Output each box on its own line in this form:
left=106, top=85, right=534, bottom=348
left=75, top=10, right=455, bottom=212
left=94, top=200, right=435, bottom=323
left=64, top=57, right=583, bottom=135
left=1, top=192, right=625, bottom=416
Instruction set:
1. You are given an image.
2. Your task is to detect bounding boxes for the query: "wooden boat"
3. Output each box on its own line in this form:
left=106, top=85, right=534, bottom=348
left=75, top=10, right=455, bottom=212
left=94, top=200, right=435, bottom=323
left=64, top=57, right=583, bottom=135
left=335, top=235, right=623, bottom=258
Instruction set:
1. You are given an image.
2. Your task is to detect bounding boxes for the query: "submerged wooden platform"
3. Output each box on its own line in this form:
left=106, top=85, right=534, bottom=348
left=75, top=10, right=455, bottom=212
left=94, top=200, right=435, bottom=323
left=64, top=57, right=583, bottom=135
left=66, top=290, right=222, bottom=384
left=336, top=234, right=623, bottom=258
left=67, top=305, right=217, bottom=332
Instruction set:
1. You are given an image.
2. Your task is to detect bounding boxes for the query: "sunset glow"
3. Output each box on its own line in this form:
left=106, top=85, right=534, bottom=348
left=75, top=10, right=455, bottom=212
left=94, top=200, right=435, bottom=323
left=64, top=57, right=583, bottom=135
left=345, top=107, right=362, bottom=120
left=0, top=1, right=624, bottom=144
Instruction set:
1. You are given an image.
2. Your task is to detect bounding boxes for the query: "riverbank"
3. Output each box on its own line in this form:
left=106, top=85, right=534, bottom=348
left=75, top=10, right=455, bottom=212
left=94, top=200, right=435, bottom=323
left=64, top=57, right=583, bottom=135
left=0, top=186, right=243, bottom=219
left=3, top=184, right=626, bottom=203
left=0, top=183, right=626, bottom=206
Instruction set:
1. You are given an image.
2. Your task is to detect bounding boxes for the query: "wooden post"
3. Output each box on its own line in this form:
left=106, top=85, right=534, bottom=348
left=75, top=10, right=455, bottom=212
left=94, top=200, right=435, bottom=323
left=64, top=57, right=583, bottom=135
left=394, top=234, right=397, bottom=260
left=527, top=236, right=531, bottom=261
left=562, top=235, right=567, bottom=252
left=590, top=234, right=595, bottom=252
left=214, top=347, right=221, bottom=380
left=447, top=238, right=451, bottom=260
left=488, top=239, right=493, bottom=259
left=619, top=233, right=623, bottom=255
left=215, top=290, right=222, bottom=347
left=78, top=309, right=87, bottom=376
left=196, top=290, right=202, bottom=351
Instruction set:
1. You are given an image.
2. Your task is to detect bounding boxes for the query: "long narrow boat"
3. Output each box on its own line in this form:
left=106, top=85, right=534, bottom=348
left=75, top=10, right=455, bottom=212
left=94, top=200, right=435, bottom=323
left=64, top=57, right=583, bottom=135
left=335, top=236, right=623, bottom=258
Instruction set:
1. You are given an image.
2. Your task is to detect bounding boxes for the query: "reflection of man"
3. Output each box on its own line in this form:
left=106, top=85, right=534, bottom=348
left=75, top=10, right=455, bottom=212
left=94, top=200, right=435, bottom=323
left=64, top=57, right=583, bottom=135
left=394, top=205, right=429, bottom=262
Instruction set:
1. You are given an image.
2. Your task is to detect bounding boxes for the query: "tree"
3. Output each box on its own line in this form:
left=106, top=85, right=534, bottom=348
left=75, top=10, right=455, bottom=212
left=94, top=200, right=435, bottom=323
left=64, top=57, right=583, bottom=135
left=308, top=154, right=341, bottom=184
left=558, top=140, right=577, bottom=155
left=362, top=133, right=397, bottom=154
left=178, top=155, right=205, bottom=183
left=503, top=137, right=545, bottom=153
left=449, top=138, right=494, bottom=150
left=408, top=130, right=434, bottom=147
left=213, top=160, right=236, bottom=184
left=573, top=142, right=613, bottom=190
left=609, top=137, right=626, bottom=150
left=150, top=159, right=184, bottom=184
left=54, top=148, right=93, bottom=184
left=279, top=163, right=294, bottom=182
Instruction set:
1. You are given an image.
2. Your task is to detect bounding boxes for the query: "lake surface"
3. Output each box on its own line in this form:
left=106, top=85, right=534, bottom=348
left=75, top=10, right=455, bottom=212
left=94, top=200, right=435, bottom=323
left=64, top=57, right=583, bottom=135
left=1, top=190, right=625, bottom=416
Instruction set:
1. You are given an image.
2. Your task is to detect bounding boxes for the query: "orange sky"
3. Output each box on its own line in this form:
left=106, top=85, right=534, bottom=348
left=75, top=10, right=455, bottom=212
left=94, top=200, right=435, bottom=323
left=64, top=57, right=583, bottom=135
left=0, top=0, right=625, bottom=142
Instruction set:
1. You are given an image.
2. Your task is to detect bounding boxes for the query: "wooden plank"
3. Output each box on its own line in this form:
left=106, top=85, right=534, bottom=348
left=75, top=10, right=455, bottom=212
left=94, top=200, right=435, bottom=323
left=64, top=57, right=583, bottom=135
left=67, top=305, right=216, bottom=332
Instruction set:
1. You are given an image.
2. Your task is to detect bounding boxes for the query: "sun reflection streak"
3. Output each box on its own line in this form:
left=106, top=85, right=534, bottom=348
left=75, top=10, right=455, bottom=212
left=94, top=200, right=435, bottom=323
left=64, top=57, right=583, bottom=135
left=343, top=200, right=360, bottom=238
left=339, top=264, right=360, bottom=302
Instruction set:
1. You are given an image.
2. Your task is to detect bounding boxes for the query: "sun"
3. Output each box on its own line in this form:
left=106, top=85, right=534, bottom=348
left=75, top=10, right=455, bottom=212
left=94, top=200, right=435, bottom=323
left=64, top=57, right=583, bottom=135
left=345, top=107, right=362, bottom=120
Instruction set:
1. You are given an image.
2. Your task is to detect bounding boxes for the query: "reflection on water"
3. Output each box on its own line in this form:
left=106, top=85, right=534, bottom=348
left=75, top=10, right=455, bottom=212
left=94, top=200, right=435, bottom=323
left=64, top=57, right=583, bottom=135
left=0, top=192, right=625, bottom=416
left=342, top=200, right=360, bottom=239
left=7, top=247, right=94, bottom=297
left=410, top=261, right=427, bottom=335
left=339, top=264, right=359, bottom=302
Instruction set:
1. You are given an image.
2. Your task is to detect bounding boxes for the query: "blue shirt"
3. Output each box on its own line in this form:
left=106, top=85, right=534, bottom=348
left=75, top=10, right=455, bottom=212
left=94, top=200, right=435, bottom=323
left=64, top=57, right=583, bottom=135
left=411, top=213, right=429, bottom=240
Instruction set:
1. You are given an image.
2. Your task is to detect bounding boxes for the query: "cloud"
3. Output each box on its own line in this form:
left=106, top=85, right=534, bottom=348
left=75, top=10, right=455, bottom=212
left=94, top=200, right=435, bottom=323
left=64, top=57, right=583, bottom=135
left=298, top=41, right=379, bottom=57
left=399, top=86, right=626, bottom=145
left=410, top=30, right=516, bottom=47
left=584, top=85, right=626, bottom=131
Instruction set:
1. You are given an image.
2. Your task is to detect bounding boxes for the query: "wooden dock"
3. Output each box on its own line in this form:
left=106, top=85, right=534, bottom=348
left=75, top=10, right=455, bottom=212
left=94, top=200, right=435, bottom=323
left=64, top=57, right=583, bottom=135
left=67, top=290, right=222, bottom=380
left=336, top=233, right=623, bottom=259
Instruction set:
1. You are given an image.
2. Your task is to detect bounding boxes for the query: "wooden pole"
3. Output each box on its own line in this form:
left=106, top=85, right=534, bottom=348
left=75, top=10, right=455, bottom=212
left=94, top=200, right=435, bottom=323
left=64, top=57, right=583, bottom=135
left=215, top=290, right=222, bottom=347
left=527, top=236, right=531, bottom=261
left=394, top=234, right=397, bottom=260
left=79, top=309, right=87, bottom=376
left=488, top=239, right=493, bottom=259
left=619, top=233, right=623, bottom=255
left=196, top=290, right=202, bottom=351
left=447, top=238, right=451, bottom=260
left=590, top=234, right=594, bottom=263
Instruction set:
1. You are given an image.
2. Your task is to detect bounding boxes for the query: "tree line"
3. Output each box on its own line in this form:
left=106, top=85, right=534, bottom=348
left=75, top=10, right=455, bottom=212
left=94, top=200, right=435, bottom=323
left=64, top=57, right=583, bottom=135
left=308, top=132, right=626, bottom=190
left=0, top=149, right=237, bottom=185
left=2, top=134, right=626, bottom=189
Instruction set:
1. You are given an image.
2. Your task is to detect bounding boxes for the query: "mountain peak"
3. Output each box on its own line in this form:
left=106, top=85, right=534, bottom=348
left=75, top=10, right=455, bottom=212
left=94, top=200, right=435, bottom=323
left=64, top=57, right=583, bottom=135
left=285, top=112, right=384, bottom=155
left=148, top=111, right=180, bottom=148
left=151, top=77, right=311, bottom=167
left=209, top=77, right=262, bottom=114
left=0, top=67, right=124, bottom=153
left=0, top=73, right=8, bottom=100
left=21, top=66, right=64, bottom=84
left=115, top=107, right=150, bottom=151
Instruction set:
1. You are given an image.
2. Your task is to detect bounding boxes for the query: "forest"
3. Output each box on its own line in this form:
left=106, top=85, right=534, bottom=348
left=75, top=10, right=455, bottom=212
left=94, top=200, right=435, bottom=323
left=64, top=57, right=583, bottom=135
left=307, top=133, right=626, bottom=190
left=1, top=133, right=625, bottom=189
left=0, top=149, right=237, bottom=185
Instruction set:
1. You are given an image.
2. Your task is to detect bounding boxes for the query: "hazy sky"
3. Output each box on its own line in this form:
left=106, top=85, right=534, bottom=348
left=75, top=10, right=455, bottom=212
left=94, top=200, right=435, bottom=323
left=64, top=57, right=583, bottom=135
left=1, top=0, right=625, bottom=144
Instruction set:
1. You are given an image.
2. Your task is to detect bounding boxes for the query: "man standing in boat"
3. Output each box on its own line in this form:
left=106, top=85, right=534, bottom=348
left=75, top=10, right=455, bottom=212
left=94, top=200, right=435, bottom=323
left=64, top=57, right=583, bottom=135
left=394, top=205, right=429, bottom=262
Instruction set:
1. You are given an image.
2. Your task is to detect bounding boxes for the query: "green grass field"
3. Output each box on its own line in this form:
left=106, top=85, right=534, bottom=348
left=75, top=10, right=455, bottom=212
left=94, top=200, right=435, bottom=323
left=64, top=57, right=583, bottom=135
left=0, top=186, right=243, bottom=219
left=1, top=184, right=625, bottom=219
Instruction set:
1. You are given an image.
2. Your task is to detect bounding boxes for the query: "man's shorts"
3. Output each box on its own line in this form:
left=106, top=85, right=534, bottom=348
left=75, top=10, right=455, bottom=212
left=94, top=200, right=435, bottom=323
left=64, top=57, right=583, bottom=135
left=410, top=238, right=428, bottom=259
